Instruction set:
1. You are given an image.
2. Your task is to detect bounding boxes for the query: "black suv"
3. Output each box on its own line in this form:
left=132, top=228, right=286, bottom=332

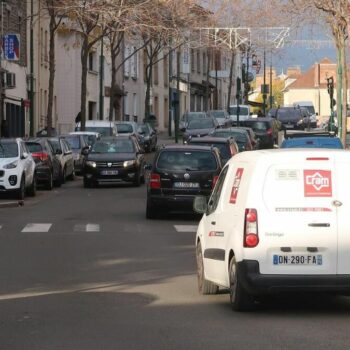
left=146, top=145, right=223, bottom=218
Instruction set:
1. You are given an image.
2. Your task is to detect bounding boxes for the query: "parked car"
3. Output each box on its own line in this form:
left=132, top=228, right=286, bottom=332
left=115, top=121, right=145, bottom=149
left=75, top=120, right=117, bottom=137
left=83, top=136, right=145, bottom=188
left=228, top=105, right=250, bottom=125
left=69, top=131, right=101, bottom=147
left=207, top=110, right=231, bottom=128
left=187, top=136, right=239, bottom=165
left=36, top=127, right=58, bottom=137
left=0, top=138, right=36, bottom=199
left=275, top=107, right=304, bottom=130
left=146, top=144, right=223, bottom=219
left=210, top=128, right=253, bottom=152
left=235, top=127, right=260, bottom=150
left=137, top=123, right=157, bottom=152
left=281, top=130, right=343, bottom=149
left=179, top=112, right=208, bottom=131
left=60, top=134, right=89, bottom=175
left=241, top=118, right=281, bottom=149
left=25, top=138, right=61, bottom=189
left=182, top=117, right=219, bottom=143
left=48, top=137, right=75, bottom=182
left=194, top=149, right=350, bottom=311
left=293, top=101, right=318, bottom=128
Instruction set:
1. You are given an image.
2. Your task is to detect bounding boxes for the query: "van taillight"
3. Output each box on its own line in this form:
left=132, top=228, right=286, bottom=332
left=267, top=128, right=273, bottom=136
left=150, top=173, right=161, bottom=189
left=212, top=175, right=219, bottom=189
left=32, top=152, right=49, bottom=162
left=244, top=209, right=259, bottom=248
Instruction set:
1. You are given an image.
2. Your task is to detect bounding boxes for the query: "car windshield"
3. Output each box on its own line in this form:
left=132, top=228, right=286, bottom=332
left=26, top=142, right=43, bottom=153
left=0, top=142, right=18, bottom=158
left=157, top=150, right=217, bottom=171
left=116, top=124, right=134, bottom=133
left=191, top=142, right=230, bottom=159
left=138, top=125, right=150, bottom=135
left=277, top=109, right=301, bottom=119
left=229, top=106, right=249, bottom=116
left=91, top=139, right=135, bottom=153
left=184, top=113, right=207, bottom=121
left=211, top=130, right=247, bottom=143
left=187, top=119, right=214, bottom=130
left=76, top=126, right=111, bottom=137
left=49, top=140, right=60, bottom=153
left=243, top=121, right=268, bottom=131
left=64, top=136, right=81, bottom=149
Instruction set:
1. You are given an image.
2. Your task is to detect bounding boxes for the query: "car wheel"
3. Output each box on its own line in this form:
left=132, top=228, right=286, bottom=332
left=46, top=171, right=53, bottom=191
left=196, top=242, right=218, bottom=295
left=28, top=174, right=36, bottom=197
left=229, top=256, right=255, bottom=311
left=16, top=176, right=26, bottom=200
left=61, top=167, right=66, bottom=184
left=146, top=198, right=157, bottom=219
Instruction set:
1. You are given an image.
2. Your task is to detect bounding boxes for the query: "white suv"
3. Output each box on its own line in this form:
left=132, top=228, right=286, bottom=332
left=0, top=138, right=36, bottom=200
left=194, top=149, right=350, bottom=311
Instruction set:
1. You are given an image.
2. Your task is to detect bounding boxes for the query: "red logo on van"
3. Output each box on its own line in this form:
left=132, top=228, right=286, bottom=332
left=304, top=170, right=332, bottom=197
left=230, top=168, right=244, bottom=204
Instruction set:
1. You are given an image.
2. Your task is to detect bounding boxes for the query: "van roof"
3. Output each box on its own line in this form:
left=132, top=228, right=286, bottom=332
left=227, top=148, right=350, bottom=166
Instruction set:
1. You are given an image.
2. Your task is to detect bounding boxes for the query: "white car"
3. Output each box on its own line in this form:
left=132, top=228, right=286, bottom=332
left=194, top=149, right=350, bottom=311
left=0, top=138, right=36, bottom=199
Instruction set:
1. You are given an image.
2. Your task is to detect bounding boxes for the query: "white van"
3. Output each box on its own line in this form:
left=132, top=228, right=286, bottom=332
left=75, top=120, right=117, bottom=137
left=228, top=105, right=250, bottom=124
left=194, top=149, right=350, bottom=310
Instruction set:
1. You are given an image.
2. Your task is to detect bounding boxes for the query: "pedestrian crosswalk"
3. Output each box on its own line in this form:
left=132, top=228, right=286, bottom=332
left=0, top=223, right=197, bottom=234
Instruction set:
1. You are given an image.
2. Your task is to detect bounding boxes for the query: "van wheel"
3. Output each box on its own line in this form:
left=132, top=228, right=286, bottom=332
left=229, top=257, right=255, bottom=311
left=16, top=176, right=26, bottom=200
left=196, top=242, right=218, bottom=295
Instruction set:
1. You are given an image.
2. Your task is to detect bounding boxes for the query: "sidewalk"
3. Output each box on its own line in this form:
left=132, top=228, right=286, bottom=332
left=157, top=131, right=178, bottom=146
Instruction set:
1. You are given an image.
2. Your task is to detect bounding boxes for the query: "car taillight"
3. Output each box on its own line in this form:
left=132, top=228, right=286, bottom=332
left=267, top=128, right=273, bottom=136
left=32, top=152, right=49, bottom=162
left=150, top=173, right=161, bottom=189
left=212, top=175, right=219, bottom=189
left=244, top=209, right=259, bottom=248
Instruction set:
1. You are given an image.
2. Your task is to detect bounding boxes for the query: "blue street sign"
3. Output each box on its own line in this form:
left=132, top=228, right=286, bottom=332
left=3, top=34, right=20, bottom=61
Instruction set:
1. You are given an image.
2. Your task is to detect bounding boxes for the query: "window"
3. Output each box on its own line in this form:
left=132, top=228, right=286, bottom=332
left=40, top=28, right=44, bottom=64
left=197, top=50, right=200, bottom=73
left=124, top=45, right=131, bottom=78
left=154, top=59, right=159, bottom=85
left=88, top=101, right=96, bottom=120
left=88, top=52, right=96, bottom=71
left=191, top=49, right=195, bottom=72
left=131, top=47, right=138, bottom=79
left=207, top=166, right=228, bottom=214
left=203, top=52, right=206, bottom=75
left=163, top=55, right=168, bottom=87
left=44, top=30, right=48, bottom=62
left=133, top=93, right=137, bottom=118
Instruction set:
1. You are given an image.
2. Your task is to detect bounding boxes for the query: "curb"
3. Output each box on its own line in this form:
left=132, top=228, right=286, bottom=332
left=0, top=200, right=24, bottom=209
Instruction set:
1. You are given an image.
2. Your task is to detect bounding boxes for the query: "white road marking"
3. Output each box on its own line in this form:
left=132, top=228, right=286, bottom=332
left=174, top=225, right=198, bottom=233
left=0, top=225, right=2, bottom=230
left=22, top=223, right=52, bottom=233
left=74, top=224, right=100, bottom=232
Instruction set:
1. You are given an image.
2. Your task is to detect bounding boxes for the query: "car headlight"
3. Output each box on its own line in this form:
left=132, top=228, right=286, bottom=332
left=86, top=161, right=96, bottom=168
left=4, top=160, right=18, bottom=169
left=123, top=160, right=135, bottom=167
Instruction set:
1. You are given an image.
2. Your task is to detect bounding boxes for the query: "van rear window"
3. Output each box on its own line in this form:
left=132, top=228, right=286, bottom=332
left=26, top=143, right=43, bottom=153
left=157, top=150, right=217, bottom=171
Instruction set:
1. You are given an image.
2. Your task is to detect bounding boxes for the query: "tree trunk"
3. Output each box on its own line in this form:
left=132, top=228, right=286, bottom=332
left=204, top=49, right=211, bottom=111
left=47, top=13, right=56, bottom=137
left=80, top=39, right=89, bottom=131
left=109, top=48, right=117, bottom=121
left=227, top=50, right=235, bottom=113
left=144, top=62, right=153, bottom=120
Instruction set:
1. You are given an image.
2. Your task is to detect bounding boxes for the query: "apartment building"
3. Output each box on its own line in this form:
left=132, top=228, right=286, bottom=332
left=0, top=0, right=27, bottom=137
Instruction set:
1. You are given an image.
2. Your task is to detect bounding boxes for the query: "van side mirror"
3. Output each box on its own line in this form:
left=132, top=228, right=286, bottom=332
left=193, top=196, right=208, bottom=214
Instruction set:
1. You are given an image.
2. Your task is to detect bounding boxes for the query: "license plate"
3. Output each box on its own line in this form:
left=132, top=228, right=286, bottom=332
left=174, top=182, right=200, bottom=188
left=284, top=124, right=294, bottom=129
left=273, top=254, right=323, bottom=265
left=101, top=170, right=118, bottom=175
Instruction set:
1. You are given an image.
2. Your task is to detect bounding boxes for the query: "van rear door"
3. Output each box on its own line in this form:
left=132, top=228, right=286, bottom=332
left=257, top=157, right=337, bottom=275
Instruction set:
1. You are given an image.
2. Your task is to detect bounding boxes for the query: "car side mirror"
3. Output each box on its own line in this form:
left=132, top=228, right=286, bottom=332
left=180, top=127, right=186, bottom=132
left=193, top=196, right=208, bottom=214
left=144, top=163, right=152, bottom=171
left=81, top=146, right=90, bottom=156
left=56, top=149, right=62, bottom=155
left=21, top=152, right=29, bottom=159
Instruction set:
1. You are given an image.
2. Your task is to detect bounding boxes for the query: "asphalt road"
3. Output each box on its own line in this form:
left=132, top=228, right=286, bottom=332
left=1, top=157, right=350, bottom=349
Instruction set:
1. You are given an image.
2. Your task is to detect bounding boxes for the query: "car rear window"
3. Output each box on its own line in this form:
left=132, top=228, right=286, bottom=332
left=0, top=142, right=18, bottom=158
left=48, top=140, right=60, bottom=153
left=117, top=124, right=134, bottom=133
left=187, top=119, right=214, bottom=130
left=157, top=150, right=217, bottom=171
left=26, top=142, right=43, bottom=153
left=244, top=121, right=269, bottom=131
left=190, top=142, right=230, bottom=159
left=212, top=131, right=247, bottom=143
